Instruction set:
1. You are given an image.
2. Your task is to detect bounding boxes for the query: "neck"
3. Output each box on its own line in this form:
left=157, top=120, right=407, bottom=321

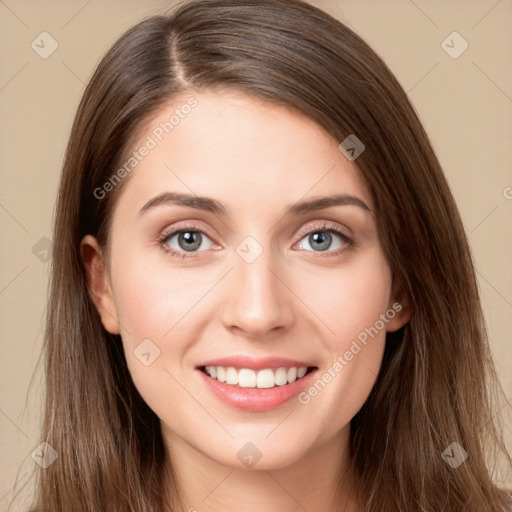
left=162, top=425, right=362, bottom=512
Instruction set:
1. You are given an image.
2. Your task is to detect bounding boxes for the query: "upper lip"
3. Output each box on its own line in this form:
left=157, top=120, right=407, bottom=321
left=196, top=356, right=316, bottom=371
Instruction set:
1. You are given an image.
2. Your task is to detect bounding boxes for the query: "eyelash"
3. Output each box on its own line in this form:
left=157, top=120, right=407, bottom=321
left=157, top=222, right=354, bottom=260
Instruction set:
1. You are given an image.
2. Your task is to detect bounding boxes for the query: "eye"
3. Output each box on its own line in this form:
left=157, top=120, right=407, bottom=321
left=295, top=223, right=353, bottom=255
left=158, top=222, right=354, bottom=260
left=158, top=226, right=217, bottom=259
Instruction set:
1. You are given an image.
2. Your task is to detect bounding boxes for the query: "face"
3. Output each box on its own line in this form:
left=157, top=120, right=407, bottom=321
left=82, top=88, right=410, bottom=471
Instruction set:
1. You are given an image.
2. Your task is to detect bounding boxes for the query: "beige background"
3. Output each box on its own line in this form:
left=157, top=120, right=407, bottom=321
left=1, top=0, right=511, bottom=508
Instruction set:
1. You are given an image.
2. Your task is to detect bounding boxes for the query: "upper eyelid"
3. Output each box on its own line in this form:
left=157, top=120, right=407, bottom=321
left=295, top=220, right=351, bottom=239
left=159, top=222, right=214, bottom=241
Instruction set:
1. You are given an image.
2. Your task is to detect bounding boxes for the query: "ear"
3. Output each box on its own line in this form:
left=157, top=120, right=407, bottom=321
left=386, top=283, right=414, bottom=333
left=80, top=235, right=120, bottom=334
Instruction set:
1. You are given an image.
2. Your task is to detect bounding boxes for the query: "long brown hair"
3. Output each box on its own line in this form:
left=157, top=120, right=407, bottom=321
left=17, top=0, right=511, bottom=510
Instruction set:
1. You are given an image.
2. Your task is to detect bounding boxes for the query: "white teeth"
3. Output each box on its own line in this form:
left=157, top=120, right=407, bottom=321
left=287, top=367, right=297, bottom=383
left=216, top=366, right=226, bottom=383
left=238, top=369, right=256, bottom=388
left=275, top=367, right=288, bottom=385
left=257, top=369, right=275, bottom=389
left=203, top=365, right=311, bottom=389
left=226, top=367, right=238, bottom=385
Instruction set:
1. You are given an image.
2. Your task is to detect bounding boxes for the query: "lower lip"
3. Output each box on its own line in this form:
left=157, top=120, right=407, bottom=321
left=197, top=368, right=317, bottom=412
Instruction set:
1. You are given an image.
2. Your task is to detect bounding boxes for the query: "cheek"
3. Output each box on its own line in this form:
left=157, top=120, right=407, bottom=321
left=109, top=243, right=194, bottom=336
left=108, top=249, right=198, bottom=414
left=108, top=244, right=218, bottom=383
left=294, top=247, right=393, bottom=344
left=293, top=251, right=392, bottom=430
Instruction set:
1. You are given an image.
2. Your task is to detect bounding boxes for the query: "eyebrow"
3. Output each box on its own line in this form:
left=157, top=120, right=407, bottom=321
left=138, top=192, right=371, bottom=218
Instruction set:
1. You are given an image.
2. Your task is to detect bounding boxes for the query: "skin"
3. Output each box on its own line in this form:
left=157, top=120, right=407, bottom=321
left=81, top=88, right=412, bottom=512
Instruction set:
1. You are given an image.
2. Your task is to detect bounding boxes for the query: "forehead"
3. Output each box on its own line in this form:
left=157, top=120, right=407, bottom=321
left=113, top=88, right=373, bottom=219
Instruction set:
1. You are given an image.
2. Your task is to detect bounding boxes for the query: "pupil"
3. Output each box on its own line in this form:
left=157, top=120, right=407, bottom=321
left=179, top=231, right=201, bottom=251
left=310, top=232, right=331, bottom=251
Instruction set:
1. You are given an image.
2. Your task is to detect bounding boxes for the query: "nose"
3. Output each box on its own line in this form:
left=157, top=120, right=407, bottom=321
left=219, top=246, right=295, bottom=339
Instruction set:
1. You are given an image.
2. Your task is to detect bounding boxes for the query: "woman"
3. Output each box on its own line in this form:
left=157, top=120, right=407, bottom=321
left=23, top=0, right=511, bottom=510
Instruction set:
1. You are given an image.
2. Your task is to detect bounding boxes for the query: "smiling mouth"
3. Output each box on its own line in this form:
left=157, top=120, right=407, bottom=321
left=198, top=365, right=317, bottom=389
